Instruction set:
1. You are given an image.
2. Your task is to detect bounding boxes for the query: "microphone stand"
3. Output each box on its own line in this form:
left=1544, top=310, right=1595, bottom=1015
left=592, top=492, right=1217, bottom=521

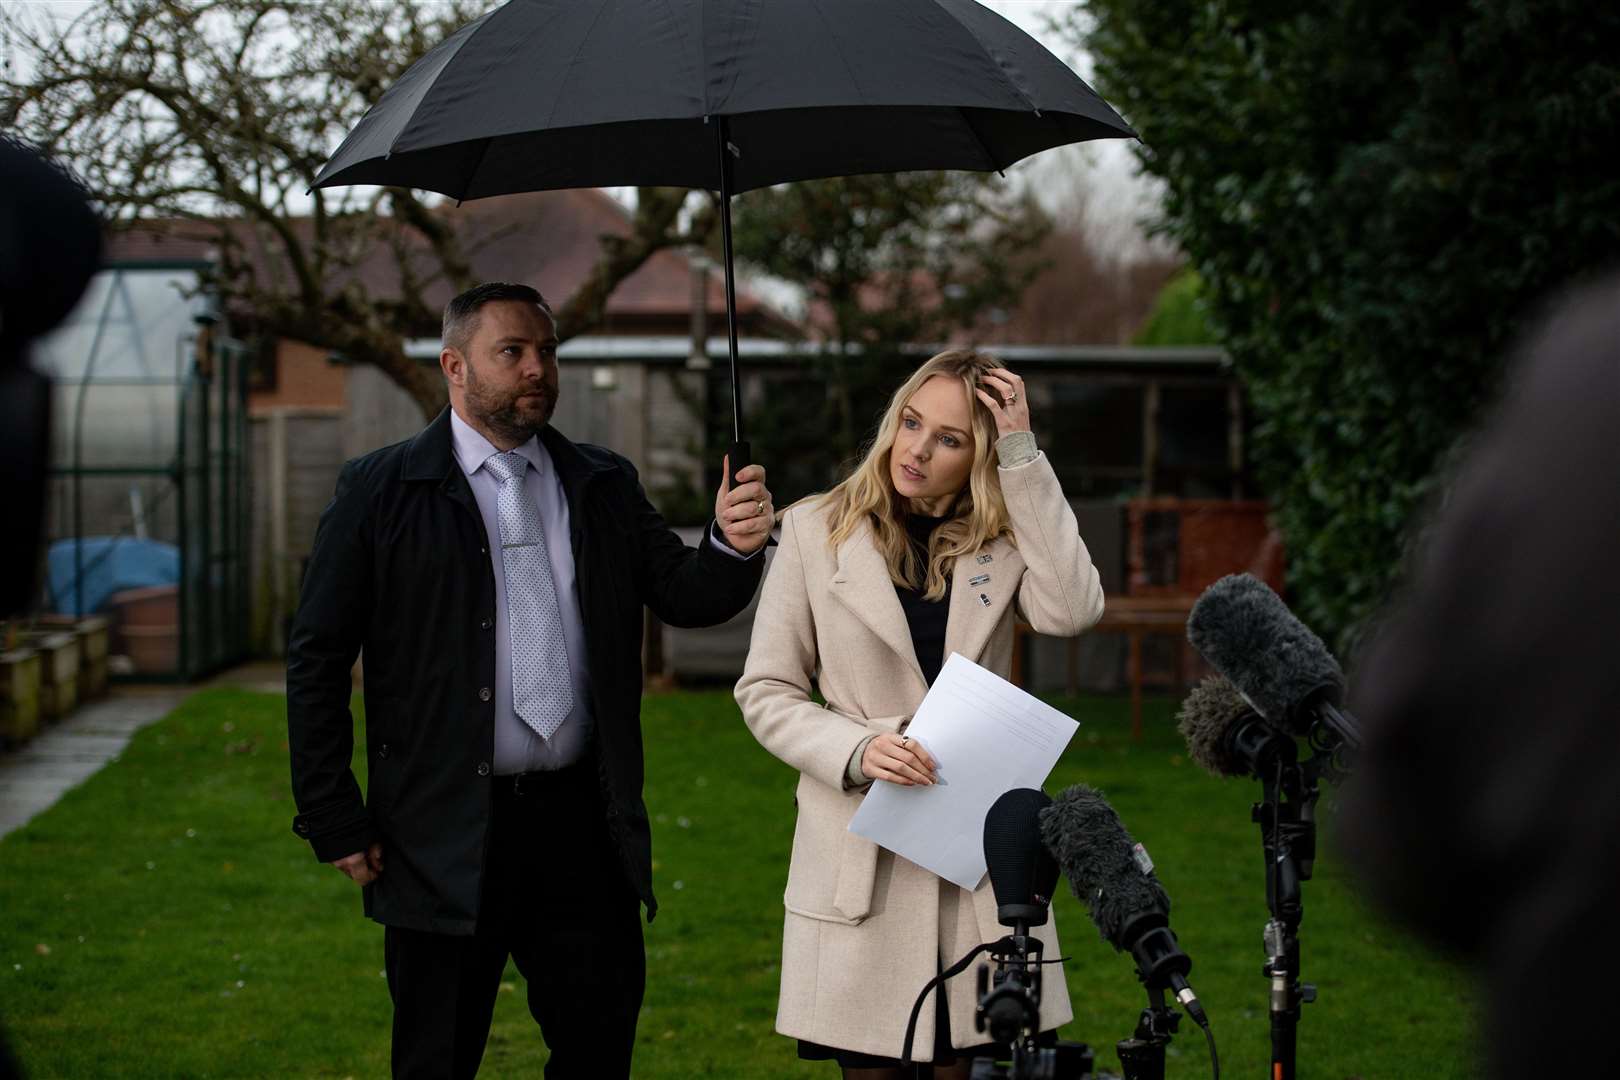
left=1114, top=987, right=1179, bottom=1080
left=974, top=921, right=1043, bottom=1053
left=1251, top=752, right=1326, bottom=1080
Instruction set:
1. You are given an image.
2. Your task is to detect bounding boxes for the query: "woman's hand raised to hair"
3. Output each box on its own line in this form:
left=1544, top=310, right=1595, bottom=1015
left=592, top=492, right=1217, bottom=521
left=861, top=732, right=938, bottom=786
left=974, top=368, right=1030, bottom=438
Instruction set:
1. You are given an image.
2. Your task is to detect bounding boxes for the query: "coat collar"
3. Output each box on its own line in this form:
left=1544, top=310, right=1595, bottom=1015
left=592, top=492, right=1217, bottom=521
left=403, top=407, right=611, bottom=495
left=827, top=519, right=1021, bottom=689
left=403, top=410, right=615, bottom=557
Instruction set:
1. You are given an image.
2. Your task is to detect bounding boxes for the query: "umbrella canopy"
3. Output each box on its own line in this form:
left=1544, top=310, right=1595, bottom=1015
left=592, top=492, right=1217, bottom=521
left=312, top=0, right=1137, bottom=457
left=311, top=0, right=1135, bottom=198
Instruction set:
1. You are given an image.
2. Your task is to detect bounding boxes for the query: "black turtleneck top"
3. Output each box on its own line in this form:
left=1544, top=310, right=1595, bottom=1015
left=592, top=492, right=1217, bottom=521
left=895, top=513, right=952, bottom=686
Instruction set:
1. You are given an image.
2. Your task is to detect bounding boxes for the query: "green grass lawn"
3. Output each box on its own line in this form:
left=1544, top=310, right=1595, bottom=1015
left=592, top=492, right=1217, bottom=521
left=0, top=687, right=1479, bottom=1078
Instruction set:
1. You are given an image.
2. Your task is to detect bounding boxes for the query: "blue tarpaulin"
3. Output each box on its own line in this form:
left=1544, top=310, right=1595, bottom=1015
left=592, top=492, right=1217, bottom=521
left=47, top=537, right=180, bottom=617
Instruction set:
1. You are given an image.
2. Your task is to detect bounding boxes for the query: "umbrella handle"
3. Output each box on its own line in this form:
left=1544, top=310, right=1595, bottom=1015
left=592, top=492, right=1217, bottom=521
left=725, top=440, right=752, bottom=485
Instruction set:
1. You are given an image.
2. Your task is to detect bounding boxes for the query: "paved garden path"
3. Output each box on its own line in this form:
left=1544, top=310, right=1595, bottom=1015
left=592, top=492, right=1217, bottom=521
left=0, top=662, right=289, bottom=840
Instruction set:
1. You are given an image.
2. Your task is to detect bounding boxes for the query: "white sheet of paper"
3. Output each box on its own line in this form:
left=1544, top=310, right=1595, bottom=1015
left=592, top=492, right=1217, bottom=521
left=847, top=652, right=1079, bottom=890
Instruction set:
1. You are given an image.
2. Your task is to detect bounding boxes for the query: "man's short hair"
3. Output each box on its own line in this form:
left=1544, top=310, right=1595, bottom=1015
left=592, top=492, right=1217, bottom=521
left=441, top=282, right=554, bottom=354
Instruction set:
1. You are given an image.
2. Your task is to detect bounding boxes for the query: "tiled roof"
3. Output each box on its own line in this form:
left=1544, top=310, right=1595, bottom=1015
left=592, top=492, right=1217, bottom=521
left=103, top=188, right=797, bottom=336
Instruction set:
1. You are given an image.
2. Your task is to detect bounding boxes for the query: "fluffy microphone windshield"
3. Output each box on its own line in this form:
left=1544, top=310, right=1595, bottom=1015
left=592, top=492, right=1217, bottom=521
left=1186, top=573, right=1343, bottom=732
left=1039, top=784, right=1169, bottom=949
left=1177, top=675, right=1258, bottom=778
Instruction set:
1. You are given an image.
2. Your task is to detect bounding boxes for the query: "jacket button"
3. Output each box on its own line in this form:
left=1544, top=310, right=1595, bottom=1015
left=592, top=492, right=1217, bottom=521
left=476, top=762, right=491, bottom=777
left=480, top=618, right=493, bottom=631
left=478, top=687, right=492, bottom=702
left=377, top=743, right=390, bottom=759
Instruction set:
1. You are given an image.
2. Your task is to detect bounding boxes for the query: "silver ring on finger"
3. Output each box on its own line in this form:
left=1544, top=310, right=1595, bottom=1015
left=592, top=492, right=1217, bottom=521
left=1006, top=392, right=1018, bottom=405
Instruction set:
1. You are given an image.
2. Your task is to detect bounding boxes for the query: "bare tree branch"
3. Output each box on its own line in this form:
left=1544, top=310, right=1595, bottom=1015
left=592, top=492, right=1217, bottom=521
left=554, top=187, right=692, bottom=338
left=3, top=0, right=705, bottom=420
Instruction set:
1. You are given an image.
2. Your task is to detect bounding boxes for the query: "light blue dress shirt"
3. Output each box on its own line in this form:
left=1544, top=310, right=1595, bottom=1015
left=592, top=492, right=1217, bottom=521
left=450, top=409, right=593, bottom=774
left=450, top=408, right=760, bottom=773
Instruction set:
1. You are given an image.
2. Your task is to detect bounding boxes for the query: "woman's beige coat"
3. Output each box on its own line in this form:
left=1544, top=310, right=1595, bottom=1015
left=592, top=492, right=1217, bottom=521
left=735, top=451, right=1105, bottom=1059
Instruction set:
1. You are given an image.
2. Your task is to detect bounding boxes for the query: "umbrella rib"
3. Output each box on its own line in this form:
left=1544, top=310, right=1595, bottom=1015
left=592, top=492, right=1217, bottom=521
left=542, top=0, right=615, bottom=130
left=649, top=0, right=703, bottom=118
left=956, top=107, right=1002, bottom=173
left=382, top=9, right=503, bottom=161
left=929, top=0, right=1039, bottom=116
left=457, top=138, right=496, bottom=202
left=804, top=0, right=870, bottom=106
left=707, top=0, right=767, bottom=116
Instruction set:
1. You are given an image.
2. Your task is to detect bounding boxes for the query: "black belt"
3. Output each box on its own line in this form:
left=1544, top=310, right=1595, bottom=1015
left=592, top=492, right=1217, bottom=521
left=494, top=759, right=595, bottom=797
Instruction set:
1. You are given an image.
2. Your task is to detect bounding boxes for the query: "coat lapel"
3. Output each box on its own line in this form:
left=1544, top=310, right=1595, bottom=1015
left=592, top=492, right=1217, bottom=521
left=828, top=521, right=926, bottom=688
left=539, top=424, right=611, bottom=561
left=405, top=409, right=489, bottom=543
left=943, top=536, right=1020, bottom=666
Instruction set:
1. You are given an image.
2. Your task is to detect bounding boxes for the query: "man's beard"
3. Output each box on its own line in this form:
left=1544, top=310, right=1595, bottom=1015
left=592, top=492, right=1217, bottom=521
left=465, top=367, right=556, bottom=443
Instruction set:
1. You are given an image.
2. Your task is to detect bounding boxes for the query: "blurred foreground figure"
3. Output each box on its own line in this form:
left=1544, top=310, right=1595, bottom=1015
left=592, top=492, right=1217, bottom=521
left=0, top=135, right=102, bottom=616
left=0, top=135, right=101, bottom=1080
left=1341, top=272, right=1620, bottom=1078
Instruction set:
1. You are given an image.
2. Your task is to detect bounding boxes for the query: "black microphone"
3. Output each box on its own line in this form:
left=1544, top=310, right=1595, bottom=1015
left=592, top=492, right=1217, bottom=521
left=1186, top=573, right=1361, bottom=750
left=1039, top=784, right=1209, bottom=1028
left=1177, top=674, right=1297, bottom=779
left=984, top=788, right=1059, bottom=928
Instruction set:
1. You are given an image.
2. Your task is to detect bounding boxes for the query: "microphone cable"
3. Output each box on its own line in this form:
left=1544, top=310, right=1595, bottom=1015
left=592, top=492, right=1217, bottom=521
left=900, top=941, right=996, bottom=1066
left=1200, top=1015, right=1221, bottom=1080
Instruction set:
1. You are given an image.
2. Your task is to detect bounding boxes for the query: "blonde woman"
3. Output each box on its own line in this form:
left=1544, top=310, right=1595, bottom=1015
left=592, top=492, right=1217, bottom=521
left=736, top=350, right=1105, bottom=1079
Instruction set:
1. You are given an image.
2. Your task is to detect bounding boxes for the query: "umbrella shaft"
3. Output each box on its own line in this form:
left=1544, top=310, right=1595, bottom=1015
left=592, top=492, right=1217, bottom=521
left=716, top=116, right=743, bottom=448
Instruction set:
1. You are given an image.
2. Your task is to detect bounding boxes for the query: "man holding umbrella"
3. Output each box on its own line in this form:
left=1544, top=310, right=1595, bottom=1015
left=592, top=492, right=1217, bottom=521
left=287, top=282, right=774, bottom=1078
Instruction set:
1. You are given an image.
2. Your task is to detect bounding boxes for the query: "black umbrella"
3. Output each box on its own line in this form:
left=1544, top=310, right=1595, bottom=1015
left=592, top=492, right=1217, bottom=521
left=312, top=0, right=1136, bottom=467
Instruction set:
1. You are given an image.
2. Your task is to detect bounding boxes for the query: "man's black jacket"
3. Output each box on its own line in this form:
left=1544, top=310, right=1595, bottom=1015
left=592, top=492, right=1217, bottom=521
left=286, top=409, right=763, bottom=933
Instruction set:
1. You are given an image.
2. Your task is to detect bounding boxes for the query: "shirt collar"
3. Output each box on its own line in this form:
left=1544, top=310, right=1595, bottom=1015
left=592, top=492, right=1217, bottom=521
left=449, top=407, right=546, bottom=481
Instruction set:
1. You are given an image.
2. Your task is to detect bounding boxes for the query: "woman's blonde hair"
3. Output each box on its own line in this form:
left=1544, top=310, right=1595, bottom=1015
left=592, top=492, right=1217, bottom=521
left=816, top=349, right=1014, bottom=600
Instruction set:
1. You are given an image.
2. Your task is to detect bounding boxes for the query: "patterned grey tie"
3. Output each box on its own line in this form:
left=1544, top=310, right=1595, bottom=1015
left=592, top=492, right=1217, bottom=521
left=483, top=450, right=573, bottom=739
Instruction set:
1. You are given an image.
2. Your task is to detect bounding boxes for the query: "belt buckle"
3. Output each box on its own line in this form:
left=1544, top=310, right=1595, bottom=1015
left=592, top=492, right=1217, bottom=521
left=511, top=772, right=528, bottom=796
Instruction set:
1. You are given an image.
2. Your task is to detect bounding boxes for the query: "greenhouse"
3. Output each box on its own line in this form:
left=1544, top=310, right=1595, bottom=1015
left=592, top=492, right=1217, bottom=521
left=23, top=261, right=251, bottom=683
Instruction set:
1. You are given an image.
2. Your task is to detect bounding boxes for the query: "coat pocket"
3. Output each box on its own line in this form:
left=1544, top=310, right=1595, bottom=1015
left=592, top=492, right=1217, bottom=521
left=782, top=773, right=875, bottom=924
left=780, top=705, right=906, bottom=927
left=829, top=828, right=880, bottom=922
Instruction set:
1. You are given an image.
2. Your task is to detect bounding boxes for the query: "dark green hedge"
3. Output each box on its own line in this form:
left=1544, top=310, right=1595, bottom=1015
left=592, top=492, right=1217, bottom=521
left=1069, top=0, right=1620, bottom=648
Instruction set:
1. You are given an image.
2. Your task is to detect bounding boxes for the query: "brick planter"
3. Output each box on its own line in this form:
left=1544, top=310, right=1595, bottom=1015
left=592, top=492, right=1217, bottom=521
left=0, top=648, right=43, bottom=745
left=20, top=632, right=80, bottom=721
left=35, top=615, right=111, bottom=701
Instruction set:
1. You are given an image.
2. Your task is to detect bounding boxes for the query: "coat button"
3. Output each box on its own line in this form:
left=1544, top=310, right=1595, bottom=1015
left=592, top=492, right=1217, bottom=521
left=377, top=743, right=390, bottom=759
left=476, top=762, right=491, bottom=777
left=480, top=618, right=493, bottom=631
left=478, top=686, right=492, bottom=702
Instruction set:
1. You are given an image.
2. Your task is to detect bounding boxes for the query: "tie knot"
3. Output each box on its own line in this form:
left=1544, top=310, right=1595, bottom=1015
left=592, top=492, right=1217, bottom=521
left=484, top=450, right=528, bottom=484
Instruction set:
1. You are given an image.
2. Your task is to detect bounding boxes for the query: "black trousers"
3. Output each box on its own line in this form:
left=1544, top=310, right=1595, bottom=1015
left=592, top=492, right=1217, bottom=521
left=384, top=763, right=645, bottom=1079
